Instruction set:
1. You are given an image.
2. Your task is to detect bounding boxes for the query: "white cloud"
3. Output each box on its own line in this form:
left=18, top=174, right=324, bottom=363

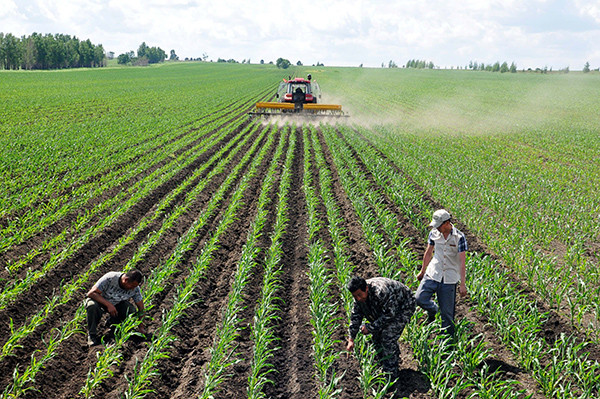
left=1, top=0, right=600, bottom=68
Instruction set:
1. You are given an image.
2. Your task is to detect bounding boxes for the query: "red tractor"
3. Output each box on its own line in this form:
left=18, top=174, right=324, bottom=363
left=250, top=74, right=346, bottom=118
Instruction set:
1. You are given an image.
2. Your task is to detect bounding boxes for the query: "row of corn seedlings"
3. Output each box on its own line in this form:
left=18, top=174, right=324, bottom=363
left=0, top=114, right=249, bottom=309
left=198, top=124, right=289, bottom=398
left=124, top=123, right=279, bottom=399
left=78, top=122, right=271, bottom=398
left=0, top=121, right=268, bottom=399
left=301, top=125, right=344, bottom=398
left=321, top=124, right=467, bottom=397
left=337, top=124, right=600, bottom=398
left=245, top=125, right=290, bottom=398
left=0, top=83, right=266, bottom=236
left=365, top=125, right=600, bottom=339
left=2, top=87, right=267, bottom=271
left=0, top=117, right=261, bottom=363
left=323, top=124, right=536, bottom=398
left=308, top=125, right=387, bottom=398
left=0, top=94, right=253, bottom=260
left=3, top=106, right=248, bottom=274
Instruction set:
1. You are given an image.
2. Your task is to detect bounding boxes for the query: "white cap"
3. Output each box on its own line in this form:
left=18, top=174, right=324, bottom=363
left=429, top=209, right=451, bottom=228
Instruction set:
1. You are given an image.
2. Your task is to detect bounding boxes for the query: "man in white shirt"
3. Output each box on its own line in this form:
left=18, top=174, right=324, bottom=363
left=416, top=209, right=467, bottom=336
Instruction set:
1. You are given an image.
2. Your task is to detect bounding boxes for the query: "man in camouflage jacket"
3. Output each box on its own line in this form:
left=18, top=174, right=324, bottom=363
left=346, top=276, right=415, bottom=378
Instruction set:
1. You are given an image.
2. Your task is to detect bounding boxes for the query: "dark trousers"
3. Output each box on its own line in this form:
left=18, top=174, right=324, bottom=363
left=85, top=298, right=136, bottom=336
left=415, top=276, right=457, bottom=335
left=371, top=321, right=409, bottom=377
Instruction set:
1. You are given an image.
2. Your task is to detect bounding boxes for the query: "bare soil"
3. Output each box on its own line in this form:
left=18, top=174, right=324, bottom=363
left=1, top=120, right=596, bottom=399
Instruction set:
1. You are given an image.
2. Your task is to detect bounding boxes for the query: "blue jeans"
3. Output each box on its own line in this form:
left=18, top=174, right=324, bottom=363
left=415, top=275, right=457, bottom=335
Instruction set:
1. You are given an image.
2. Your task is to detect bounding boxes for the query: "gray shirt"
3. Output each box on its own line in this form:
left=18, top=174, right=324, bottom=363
left=94, top=272, right=143, bottom=305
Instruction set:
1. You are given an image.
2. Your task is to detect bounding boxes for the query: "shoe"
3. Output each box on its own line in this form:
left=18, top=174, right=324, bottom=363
left=427, top=311, right=436, bottom=324
left=87, top=334, right=100, bottom=347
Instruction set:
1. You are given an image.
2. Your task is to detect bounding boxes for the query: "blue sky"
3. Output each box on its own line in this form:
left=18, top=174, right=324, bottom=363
left=1, top=0, right=600, bottom=69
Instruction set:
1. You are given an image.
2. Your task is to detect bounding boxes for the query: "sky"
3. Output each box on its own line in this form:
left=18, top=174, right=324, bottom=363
left=2, top=0, right=600, bottom=70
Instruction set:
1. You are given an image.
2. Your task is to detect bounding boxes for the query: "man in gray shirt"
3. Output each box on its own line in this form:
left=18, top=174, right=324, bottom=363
left=85, top=270, right=145, bottom=347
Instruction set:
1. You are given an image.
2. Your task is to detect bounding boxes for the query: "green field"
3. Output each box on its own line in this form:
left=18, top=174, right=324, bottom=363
left=1, top=62, right=599, bottom=398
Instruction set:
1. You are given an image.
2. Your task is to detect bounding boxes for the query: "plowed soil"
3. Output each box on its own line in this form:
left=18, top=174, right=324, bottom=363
left=0, top=118, right=593, bottom=399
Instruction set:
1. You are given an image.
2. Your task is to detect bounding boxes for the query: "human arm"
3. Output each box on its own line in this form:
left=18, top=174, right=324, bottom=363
left=135, top=300, right=146, bottom=333
left=417, top=244, right=434, bottom=281
left=87, top=286, right=117, bottom=316
left=459, top=251, right=467, bottom=297
left=347, top=302, right=364, bottom=353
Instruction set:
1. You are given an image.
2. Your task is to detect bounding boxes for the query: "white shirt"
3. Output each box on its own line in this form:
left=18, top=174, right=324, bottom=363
left=425, top=226, right=467, bottom=284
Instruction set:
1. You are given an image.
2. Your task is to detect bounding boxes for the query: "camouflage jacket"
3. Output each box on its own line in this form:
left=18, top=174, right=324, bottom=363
left=349, top=277, right=415, bottom=339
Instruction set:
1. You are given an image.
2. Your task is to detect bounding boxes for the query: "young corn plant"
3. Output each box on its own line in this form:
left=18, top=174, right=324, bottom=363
left=1, top=120, right=257, bottom=364
left=81, top=122, right=270, bottom=398
left=247, top=125, right=291, bottom=398
left=199, top=125, right=286, bottom=399
left=302, top=125, right=344, bottom=398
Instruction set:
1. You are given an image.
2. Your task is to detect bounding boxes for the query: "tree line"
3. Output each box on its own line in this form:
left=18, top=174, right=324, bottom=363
left=0, top=32, right=106, bottom=70
left=468, top=61, right=517, bottom=73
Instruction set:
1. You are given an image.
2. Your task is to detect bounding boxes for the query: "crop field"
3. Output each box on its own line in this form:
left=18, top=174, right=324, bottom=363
left=1, top=62, right=600, bottom=399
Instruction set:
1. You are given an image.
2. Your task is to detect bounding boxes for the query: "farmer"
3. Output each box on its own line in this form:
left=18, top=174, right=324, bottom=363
left=85, top=270, right=146, bottom=347
left=416, top=209, right=467, bottom=336
left=346, top=276, right=415, bottom=379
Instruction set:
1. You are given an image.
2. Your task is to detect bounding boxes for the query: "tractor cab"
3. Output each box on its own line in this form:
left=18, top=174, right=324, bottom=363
left=277, top=77, right=320, bottom=104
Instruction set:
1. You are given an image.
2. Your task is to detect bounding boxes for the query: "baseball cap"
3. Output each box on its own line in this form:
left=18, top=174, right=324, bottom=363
left=429, top=209, right=451, bottom=228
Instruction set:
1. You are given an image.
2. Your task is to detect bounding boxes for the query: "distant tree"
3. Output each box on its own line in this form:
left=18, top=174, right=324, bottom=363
left=583, top=61, right=590, bottom=73
left=500, top=61, right=509, bottom=73
left=359, top=63, right=363, bottom=67
left=202, top=53, right=208, bottom=61
left=169, top=49, right=178, bottom=61
left=492, top=61, right=500, bottom=72
left=107, top=51, right=114, bottom=60
left=276, top=57, right=291, bottom=69
left=296, top=60, right=302, bottom=66
left=137, top=42, right=148, bottom=59
left=79, top=39, right=95, bottom=67
left=117, top=51, right=134, bottom=65
left=260, top=59, right=264, bottom=64
left=388, top=60, right=397, bottom=68
left=146, top=46, right=166, bottom=63
left=510, top=62, right=517, bottom=73
left=0, top=33, right=22, bottom=70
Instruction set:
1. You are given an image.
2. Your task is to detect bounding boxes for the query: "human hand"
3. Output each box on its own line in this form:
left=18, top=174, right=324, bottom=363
left=459, top=283, right=467, bottom=297
left=107, top=303, right=118, bottom=317
left=417, top=271, right=425, bottom=281
left=346, top=338, right=355, bottom=357
left=360, top=324, right=370, bottom=335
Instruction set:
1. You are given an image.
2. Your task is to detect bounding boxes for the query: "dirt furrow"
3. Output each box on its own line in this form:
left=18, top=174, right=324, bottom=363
left=264, top=126, right=316, bottom=399
left=338, top=127, right=546, bottom=397
left=0, top=112, right=249, bottom=281
left=0, top=122, right=262, bottom=397
left=317, top=127, right=432, bottom=399
left=213, top=128, right=287, bottom=399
